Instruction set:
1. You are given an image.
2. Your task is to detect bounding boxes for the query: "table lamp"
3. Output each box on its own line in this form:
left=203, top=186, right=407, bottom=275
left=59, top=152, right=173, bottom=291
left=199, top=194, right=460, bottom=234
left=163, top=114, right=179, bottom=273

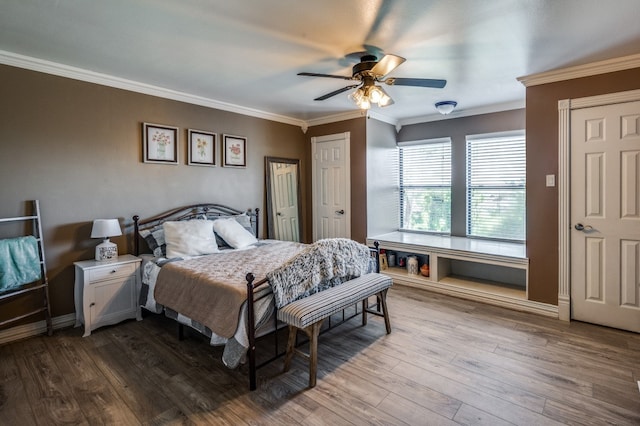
left=91, top=219, right=122, bottom=261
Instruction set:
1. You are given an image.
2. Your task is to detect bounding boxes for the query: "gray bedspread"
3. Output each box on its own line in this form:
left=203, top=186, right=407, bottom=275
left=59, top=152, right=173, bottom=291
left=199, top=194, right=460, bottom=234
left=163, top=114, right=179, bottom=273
left=267, top=238, right=373, bottom=308
left=154, top=240, right=306, bottom=338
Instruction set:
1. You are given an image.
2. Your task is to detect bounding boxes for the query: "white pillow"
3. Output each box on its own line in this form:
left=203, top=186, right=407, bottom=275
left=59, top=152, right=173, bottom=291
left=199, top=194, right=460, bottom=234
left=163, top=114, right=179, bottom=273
left=163, top=220, right=219, bottom=258
left=212, top=217, right=258, bottom=249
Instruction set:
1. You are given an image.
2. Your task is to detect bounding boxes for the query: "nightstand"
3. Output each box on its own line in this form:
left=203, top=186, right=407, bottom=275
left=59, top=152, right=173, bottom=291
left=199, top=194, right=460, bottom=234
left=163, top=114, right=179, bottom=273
left=74, top=254, right=142, bottom=337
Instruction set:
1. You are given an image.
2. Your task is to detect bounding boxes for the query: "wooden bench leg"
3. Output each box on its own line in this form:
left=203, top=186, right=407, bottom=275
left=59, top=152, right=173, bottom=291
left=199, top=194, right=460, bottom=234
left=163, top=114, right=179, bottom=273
left=283, top=321, right=323, bottom=388
left=283, top=325, right=298, bottom=372
left=308, top=321, right=322, bottom=388
left=378, top=289, right=392, bottom=334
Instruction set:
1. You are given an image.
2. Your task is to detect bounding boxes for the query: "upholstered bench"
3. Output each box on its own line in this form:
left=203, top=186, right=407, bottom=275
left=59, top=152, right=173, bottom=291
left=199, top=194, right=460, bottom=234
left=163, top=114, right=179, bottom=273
left=277, top=272, right=393, bottom=387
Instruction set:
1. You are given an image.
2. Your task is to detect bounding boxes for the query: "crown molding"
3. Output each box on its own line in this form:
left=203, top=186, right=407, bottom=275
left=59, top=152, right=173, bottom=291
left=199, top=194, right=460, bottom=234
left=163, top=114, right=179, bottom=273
left=0, top=50, right=307, bottom=130
left=304, top=108, right=400, bottom=130
left=397, top=100, right=525, bottom=128
left=305, top=109, right=367, bottom=127
left=366, top=110, right=398, bottom=127
left=517, top=53, right=640, bottom=87
left=0, top=49, right=542, bottom=133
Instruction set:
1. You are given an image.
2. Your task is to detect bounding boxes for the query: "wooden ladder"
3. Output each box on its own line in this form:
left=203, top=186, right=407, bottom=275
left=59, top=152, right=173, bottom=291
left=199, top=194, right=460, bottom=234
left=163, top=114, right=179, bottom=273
left=0, top=200, right=53, bottom=335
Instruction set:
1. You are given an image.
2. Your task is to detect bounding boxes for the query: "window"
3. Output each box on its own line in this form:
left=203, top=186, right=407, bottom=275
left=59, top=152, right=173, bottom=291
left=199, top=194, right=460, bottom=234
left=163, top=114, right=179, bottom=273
left=399, top=138, right=451, bottom=233
left=466, top=132, right=526, bottom=241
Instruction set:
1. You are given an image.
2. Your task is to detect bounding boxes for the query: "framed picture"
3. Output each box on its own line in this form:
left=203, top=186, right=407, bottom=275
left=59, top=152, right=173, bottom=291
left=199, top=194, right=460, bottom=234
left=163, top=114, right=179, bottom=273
left=222, top=134, right=247, bottom=168
left=143, top=123, right=178, bottom=164
left=188, top=129, right=217, bottom=166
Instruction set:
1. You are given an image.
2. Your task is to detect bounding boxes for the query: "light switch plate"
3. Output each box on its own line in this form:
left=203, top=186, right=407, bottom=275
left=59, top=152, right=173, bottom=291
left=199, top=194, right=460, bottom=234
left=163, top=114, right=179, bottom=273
left=546, top=174, right=556, bottom=187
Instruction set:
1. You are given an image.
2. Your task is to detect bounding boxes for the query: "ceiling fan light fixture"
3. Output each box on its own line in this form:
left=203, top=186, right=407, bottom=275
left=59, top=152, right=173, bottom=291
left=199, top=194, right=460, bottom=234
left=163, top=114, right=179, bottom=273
left=350, top=84, right=393, bottom=109
left=378, top=94, right=392, bottom=107
left=375, top=86, right=393, bottom=107
left=368, top=85, right=383, bottom=103
left=349, top=88, right=371, bottom=110
left=299, top=53, right=447, bottom=107
left=358, top=97, right=371, bottom=110
left=435, top=100, right=457, bottom=115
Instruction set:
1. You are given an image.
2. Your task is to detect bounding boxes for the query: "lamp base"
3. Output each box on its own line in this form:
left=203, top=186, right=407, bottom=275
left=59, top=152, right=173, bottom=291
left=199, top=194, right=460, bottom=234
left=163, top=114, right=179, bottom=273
left=95, top=239, right=118, bottom=262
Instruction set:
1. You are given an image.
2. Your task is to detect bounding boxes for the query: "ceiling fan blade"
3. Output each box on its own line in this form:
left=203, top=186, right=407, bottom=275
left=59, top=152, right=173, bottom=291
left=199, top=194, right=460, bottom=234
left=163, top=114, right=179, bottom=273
left=385, top=77, right=447, bottom=88
left=370, top=54, right=406, bottom=77
left=314, top=84, right=360, bottom=101
left=298, top=72, right=355, bottom=81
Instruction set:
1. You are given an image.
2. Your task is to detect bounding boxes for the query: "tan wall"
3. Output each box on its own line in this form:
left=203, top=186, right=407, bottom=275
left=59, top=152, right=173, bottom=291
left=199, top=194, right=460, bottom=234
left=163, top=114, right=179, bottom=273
left=306, top=118, right=368, bottom=243
left=525, top=67, right=640, bottom=304
left=0, top=64, right=307, bottom=323
left=5, top=60, right=637, bottom=327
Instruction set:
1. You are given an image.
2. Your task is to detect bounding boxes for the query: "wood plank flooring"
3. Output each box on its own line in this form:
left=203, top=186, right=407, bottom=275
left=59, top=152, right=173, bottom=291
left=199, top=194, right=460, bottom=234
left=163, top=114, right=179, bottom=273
left=1, top=285, right=639, bottom=425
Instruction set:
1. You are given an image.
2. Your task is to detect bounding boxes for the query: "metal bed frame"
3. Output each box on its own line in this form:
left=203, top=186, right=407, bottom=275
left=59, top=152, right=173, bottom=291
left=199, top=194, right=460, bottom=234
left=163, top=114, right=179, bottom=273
left=133, top=203, right=380, bottom=390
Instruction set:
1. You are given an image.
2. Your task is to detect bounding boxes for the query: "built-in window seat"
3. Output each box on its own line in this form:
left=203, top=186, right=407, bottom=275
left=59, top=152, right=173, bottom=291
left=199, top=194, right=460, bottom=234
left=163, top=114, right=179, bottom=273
left=366, top=232, right=557, bottom=317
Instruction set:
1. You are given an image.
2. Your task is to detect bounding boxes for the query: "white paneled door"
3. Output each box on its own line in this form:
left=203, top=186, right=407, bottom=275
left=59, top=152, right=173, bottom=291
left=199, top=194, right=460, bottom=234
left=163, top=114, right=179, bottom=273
left=311, top=132, right=350, bottom=241
left=570, top=100, right=640, bottom=332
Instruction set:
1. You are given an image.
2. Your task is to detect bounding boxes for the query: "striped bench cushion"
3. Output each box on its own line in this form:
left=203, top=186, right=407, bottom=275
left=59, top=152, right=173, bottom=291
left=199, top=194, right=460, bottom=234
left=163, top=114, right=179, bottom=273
left=277, top=273, right=392, bottom=329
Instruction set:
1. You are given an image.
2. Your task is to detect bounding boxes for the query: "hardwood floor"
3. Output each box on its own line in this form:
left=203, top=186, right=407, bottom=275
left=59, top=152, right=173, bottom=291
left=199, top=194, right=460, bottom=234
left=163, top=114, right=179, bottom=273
left=1, top=285, right=639, bottom=425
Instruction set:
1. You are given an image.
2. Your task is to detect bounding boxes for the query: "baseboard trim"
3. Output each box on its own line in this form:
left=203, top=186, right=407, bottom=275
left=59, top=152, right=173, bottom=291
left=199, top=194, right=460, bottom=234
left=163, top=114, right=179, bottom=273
left=0, top=313, right=76, bottom=345
left=557, top=295, right=571, bottom=322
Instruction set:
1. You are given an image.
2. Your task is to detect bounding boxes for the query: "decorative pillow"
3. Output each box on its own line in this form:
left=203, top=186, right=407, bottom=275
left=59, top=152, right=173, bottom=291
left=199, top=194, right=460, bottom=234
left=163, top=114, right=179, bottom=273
left=139, top=226, right=166, bottom=257
left=163, top=220, right=219, bottom=258
left=233, top=213, right=253, bottom=233
left=212, top=217, right=258, bottom=249
left=214, top=214, right=255, bottom=249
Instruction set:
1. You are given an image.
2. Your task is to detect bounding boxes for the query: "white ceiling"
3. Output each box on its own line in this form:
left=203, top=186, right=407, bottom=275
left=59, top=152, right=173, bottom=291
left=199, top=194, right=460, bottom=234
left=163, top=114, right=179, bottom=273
left=2, top=0, right=640, bottom=126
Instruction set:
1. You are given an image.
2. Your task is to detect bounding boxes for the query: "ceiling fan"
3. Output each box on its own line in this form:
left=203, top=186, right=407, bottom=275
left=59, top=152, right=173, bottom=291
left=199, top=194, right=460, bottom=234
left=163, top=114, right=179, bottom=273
left=297, top=54, right=446, bottom=109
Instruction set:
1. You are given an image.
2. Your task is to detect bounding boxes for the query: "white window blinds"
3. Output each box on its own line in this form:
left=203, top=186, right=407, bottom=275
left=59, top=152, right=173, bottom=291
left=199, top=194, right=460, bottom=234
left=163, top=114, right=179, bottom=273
left=399, top=138, right=451, bottom=233
left=466, top=132, right=526, bottom=241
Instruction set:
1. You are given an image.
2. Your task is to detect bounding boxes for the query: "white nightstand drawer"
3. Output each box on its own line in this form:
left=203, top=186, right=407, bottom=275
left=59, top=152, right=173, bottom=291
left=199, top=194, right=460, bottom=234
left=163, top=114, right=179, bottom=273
left=89, top=262, right=136, bottom=282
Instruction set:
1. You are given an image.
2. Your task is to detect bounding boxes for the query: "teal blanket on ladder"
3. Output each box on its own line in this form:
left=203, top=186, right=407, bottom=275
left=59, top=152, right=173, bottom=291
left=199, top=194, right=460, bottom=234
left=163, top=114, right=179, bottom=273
left=0, top=236, right=42, bottom=292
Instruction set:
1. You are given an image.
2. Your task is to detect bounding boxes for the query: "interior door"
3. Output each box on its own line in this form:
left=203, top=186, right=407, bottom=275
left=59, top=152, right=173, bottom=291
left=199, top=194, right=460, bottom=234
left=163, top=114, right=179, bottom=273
left=271, top=162, right=300, bottom=241
left=570, top=100, right=640, bottom=332
left=312, top=132, right=350, bottom=241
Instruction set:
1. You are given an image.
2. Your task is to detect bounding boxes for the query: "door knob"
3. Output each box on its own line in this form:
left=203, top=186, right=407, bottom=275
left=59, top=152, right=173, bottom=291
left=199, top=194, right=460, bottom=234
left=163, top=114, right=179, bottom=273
left=335, top=209, right=345, bottom=215
left=574, top=223, right=593, bottom=231
left=276, top=212, right=282, bottom=216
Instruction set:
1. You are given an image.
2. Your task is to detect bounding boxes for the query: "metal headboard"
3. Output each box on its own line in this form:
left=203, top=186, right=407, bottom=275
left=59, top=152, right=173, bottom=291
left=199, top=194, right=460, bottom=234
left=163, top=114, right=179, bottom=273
left=132, top=203, right=259, bottom=255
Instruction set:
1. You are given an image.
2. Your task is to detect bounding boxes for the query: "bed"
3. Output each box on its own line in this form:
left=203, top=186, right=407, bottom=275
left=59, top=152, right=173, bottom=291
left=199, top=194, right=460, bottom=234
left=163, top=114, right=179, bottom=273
left=133, top=203, right=378, bottom=390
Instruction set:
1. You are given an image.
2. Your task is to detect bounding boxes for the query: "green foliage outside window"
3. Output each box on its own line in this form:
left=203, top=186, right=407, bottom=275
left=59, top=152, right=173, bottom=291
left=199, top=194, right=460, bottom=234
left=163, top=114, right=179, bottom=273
left=402, top=187, right=451, bottom=233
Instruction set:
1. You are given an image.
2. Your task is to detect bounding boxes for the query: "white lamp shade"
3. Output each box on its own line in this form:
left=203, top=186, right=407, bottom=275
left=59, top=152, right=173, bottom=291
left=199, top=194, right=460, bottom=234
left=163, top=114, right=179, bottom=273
left=91, top=219, right=122, bottom=239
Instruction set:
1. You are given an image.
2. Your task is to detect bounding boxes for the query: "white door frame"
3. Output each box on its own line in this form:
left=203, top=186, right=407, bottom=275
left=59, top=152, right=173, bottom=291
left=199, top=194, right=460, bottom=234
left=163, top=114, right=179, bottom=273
left=311, top=132, right=351, bottom=242
left=557, top=88, right=640, bottom=321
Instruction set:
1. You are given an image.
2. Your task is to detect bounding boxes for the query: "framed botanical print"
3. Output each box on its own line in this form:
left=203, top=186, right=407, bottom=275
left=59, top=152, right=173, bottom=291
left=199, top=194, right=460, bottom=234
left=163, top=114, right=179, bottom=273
left=188, top=129, right=217, bottom=166
left=222, top=134, right=247, bottom=168
left=143, top=123, right=178, bottom=164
